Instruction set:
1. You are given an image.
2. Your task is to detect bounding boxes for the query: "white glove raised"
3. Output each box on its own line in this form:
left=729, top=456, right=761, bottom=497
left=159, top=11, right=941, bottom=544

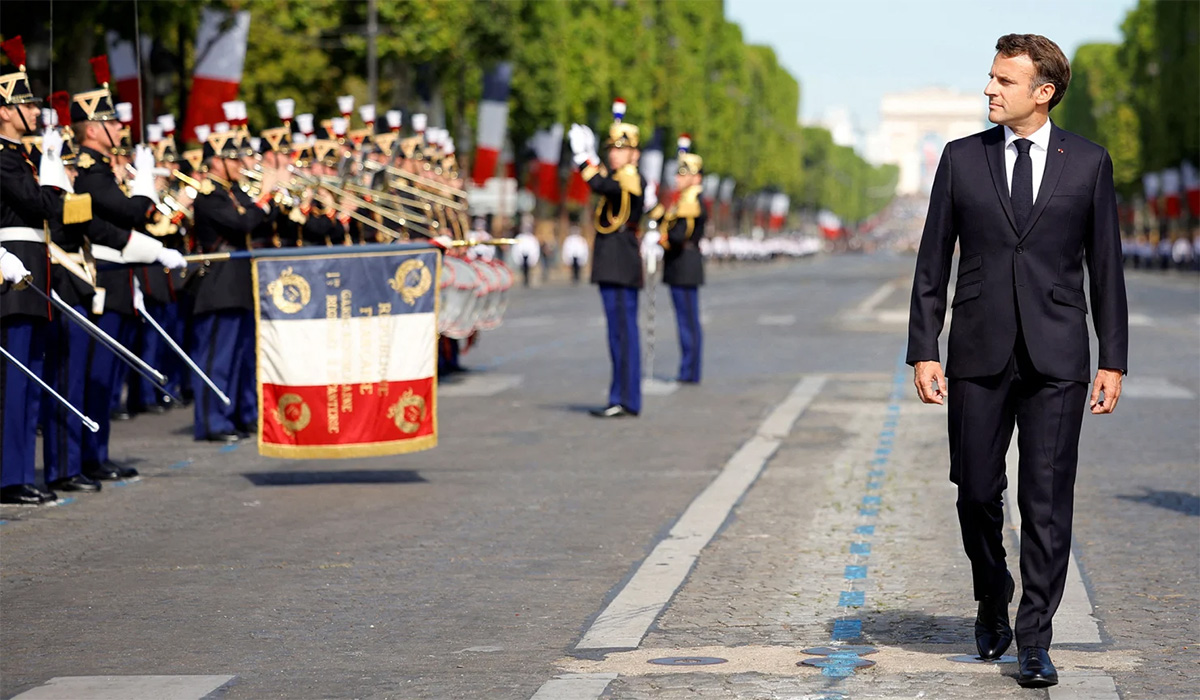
left=132, top=277, right=146, bottom=313
left=643, top=181, right=658, bottom=212
left=38, top=128, right=73, bottom=193
left=0, top=247, right=32, bottom=286
left=568, top=124, right=597, bottom=166
left=130, top=144, right=160, bottom=204
left=156, top=247, right=186, bottom=270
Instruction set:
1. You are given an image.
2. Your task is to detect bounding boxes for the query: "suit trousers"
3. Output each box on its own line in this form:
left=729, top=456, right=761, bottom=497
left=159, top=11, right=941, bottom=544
left=42, top=307, right=88, bottom=483
left=949, top=338, right=1088, bottom=650
left=1, top=318, right=45, bottom=487
left=670, top=285, right=702, bottom=383
left=598, top=284, right=641, bottom=413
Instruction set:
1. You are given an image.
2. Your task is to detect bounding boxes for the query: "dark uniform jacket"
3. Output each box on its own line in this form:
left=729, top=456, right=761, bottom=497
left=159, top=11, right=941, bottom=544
left=583, top=161, right=644, bottom=289
left=69, top=146, right=159, bottom=315
left=302, top=211, right=341, bottom=246
left=191, top=178, right=267, bottom=314
left=0, top=137, right=62, bottom=320
left=659, top=185, right=706, bottom=288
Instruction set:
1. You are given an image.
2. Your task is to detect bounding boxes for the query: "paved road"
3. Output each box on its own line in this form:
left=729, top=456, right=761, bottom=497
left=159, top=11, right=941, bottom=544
left=2, top=254, right=1196, bottom=699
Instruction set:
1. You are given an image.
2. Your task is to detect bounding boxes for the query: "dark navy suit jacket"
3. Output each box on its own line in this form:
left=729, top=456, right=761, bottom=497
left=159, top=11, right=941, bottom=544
left=907, top=123, right=1128, bottom=382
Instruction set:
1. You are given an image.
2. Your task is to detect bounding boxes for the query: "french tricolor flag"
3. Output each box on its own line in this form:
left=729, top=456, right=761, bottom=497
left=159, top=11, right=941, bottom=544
left=105, top=31, right=147, bottom=139
left=183, top=7, right=251, bottom=143
left=769, top=193, right=790, bottom=231
left=254, top=250, right=440, bottom=458
left=472, top=62, right=513, bottom=186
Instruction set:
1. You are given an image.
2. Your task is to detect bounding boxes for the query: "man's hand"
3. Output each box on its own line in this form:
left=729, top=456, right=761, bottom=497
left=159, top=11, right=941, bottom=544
left=914, top=360, right=948, bottom=405
left=0, top=247, right=32, bottom=287
left=1090, top=368, right=1123, bottom=415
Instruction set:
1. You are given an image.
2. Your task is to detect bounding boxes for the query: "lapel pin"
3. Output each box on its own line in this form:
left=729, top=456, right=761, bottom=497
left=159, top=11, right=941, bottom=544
left=1057, top=148, right=1064, bottom=154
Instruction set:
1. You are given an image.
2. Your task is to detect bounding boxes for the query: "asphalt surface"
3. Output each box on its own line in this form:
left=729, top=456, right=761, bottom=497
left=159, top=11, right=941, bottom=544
left=1, top=253, right=1196, bottom=699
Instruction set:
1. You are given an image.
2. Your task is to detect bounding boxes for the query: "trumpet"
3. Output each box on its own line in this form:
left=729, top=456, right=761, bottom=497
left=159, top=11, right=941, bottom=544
left=289, top=168, right=437, bottom=239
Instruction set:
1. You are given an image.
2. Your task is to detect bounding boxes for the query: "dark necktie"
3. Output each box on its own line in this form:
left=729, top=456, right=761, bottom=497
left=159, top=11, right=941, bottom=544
left=1011, top=138, right=1033, bottom=231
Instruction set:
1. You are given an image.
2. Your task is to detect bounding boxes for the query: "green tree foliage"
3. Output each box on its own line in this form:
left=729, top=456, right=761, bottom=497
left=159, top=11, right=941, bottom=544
left=2, top=0, right=896, bottom=219
left=1059, top=0, right=1198, bottom=193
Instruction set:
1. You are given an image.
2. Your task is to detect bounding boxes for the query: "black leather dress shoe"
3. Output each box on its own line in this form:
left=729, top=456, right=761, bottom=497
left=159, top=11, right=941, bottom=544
left=111, top=463, right=139, bottom=479
left=1, top=484, right=47, bottom=506
left=82, top=462, right=121, bottom=481
left=202, top=432, right=241, bottom=443
left=34, top=486, right=58, bottom=504
left=1017, top=647, right=1058, bottom=688
left=975, top=573, right=1015, bottom=660
left=589, top=405, right=638, bottom=418
left=235, top=423, right=257, bottom=439
left=49, top=475, right=102, bottom=493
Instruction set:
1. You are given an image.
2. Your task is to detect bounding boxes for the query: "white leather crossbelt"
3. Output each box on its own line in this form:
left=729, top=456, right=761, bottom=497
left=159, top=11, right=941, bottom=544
left=0, top=226, right=47, bottom=244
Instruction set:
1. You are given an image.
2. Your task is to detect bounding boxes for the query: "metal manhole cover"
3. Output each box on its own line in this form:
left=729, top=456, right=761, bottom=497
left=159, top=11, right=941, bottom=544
left=801, top=645, right=878, bottom=656
left=798, top=656, right=876, bottom=670
left=947, top=654, right=1018, bottom=664
left=647, top=656, right=728, bottom=666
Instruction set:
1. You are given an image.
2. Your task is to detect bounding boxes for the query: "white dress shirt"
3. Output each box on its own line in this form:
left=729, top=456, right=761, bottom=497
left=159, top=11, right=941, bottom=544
left=1004, top=119, right=1052, bottom=201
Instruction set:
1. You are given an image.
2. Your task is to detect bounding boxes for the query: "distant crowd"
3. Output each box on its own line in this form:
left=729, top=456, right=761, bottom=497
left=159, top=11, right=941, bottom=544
left=1121, top=231, right=1200, bottom=272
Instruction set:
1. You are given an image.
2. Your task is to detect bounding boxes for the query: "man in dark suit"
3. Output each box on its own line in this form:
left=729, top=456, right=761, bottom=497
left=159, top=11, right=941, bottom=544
left=906, top=34, right=1127, bottom=689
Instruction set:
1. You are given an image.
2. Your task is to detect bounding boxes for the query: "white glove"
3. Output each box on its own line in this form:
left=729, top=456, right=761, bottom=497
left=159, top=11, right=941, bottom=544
left=38, top=128, right=73, bottom=193
left=568, top=124, right=597, bottom=166
left=433, top=235, right=454, bottom=250
left=156, top=247, right=186, bottom=270
left=130, top=144, right=160, bottom=204
left=132, top=277, right=146, bottom=313
left=643, top=181, right=658, bottom=212
left=0, top=247, right=32, bottom=285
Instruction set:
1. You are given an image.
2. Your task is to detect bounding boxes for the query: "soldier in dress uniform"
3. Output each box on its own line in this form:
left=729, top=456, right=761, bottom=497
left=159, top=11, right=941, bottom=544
left=0, top=37, right=88, bottom=504
left=569, top=99, right=657, bottom=418
left=656, top=135, right=706, bottom=384
left=60, top=59, right=186, bottom=483
left=190, top=126, right=278, bottom=442
left=261, top=99, right=301, bottom=248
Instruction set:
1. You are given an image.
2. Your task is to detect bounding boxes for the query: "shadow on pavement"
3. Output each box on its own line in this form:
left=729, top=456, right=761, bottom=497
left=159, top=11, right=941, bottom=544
left=856, top=609, right=977, bottom=648
left=1116, top=488, right=1200, bottom=516
left=242, top=470, right=427, bottom=486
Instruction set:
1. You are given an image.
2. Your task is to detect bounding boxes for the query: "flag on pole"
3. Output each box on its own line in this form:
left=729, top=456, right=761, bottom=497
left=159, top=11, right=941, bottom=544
left=1143, top=171, right=1161, bottom=219
left=253, top=248, right=441, bottom=458
left=1183, top=161, right=1200, bottom=219
left=105, top=31, right=146, bottom=139
left=1161, top=168, right=1182, bottom=220
left=183, top=8, right=251, bottom=143
left=530, top=124, right=564, bottom=203
left=472, top=62, right=513, bottom=186
left=769, top=193, right=790, bottom=231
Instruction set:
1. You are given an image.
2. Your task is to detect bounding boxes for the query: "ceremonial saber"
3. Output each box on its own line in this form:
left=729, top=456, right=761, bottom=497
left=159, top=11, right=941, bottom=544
left=24, top=284, right=171, bottom=389
left=136, top=300, right=231, bottom=406
left=0, top=344, right=100, bottom=433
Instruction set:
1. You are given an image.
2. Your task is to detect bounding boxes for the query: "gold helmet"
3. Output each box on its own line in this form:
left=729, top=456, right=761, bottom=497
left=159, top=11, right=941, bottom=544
left=606, top=99, right=639, bottom=149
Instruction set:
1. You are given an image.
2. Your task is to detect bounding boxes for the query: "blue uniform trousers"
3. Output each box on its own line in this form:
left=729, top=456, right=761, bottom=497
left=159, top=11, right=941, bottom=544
left=192, top=310, right=256, bottom=439
left=1, top=318, right=45, bottom=487
left=128, top=302, right=177, bottom=411
left=670, top=285, right=703, bottom=383
left=42, top=307, right=89, bottom=483
left=83, top=312, right=134, bottom=466
left=598, top=284, right=641, bottom=413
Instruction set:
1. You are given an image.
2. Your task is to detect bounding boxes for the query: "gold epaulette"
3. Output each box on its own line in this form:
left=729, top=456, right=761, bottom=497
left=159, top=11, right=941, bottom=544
left=614, top=164, right=642, bottom=196
left=676, top=185, right=702, bottom=219
left=646, top=203, right=665, bottom=221
left=62, top=192, right=92, bottom=225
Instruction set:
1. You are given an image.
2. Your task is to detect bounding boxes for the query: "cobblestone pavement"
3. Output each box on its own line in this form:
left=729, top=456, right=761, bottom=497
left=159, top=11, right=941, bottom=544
left=2, top=255, right=1196, bottom=699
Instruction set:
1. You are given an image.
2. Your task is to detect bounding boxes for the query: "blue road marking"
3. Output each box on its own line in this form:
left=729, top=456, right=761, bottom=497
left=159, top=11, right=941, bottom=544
left=850, top=542, right=871, bottom=556
left=868, top=469, right=885, bottom=477
left=862, top=496, right=882, bottom=506
left=219, top=444, right=239, bottom=453
left=844, top=565, right=867, bottom=579
left=832, top=619, right=863, bottom=639
left=855, top=525, right=875, bottom=536
left=866, top=481, right=881, bottom=490
left=839, top=591, right=866, bottom=607
left=859, top=508, right=879, bottom=517
left=169, top=459, right=194, bottom=470
left=875, top=447, right=891, bottom=456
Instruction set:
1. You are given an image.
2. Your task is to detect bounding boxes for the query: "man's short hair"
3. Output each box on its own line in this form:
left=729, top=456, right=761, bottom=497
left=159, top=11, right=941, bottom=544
left=996, top=34, right=1071, bottom=111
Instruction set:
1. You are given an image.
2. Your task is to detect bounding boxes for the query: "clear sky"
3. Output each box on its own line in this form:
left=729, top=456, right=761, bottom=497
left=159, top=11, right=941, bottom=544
left=725, top=0, right=1135, bottom=134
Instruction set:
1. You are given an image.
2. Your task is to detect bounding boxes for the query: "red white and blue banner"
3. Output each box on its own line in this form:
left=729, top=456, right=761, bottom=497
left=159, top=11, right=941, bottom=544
left=253, top=249, right=440, bottom=458
left=472, top=62, right=513, bottom=186
left=184, top=7, right=251, bottom=143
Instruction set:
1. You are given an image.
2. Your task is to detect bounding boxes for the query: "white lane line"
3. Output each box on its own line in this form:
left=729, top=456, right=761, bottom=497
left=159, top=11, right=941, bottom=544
left=528, top=673, right=618, bottom=700
left=439, top=373, right=523, bottom=397
left=1048, top=671, right=1121, bottom=700
left=12, top=676, right=236, bottom=700
left=1005, top=438, right=1103, bottom=644
left=757, top=314, right=796, bottom=326
left=856, top=281, right=896, bottom=314
left=575, top=375, right=828, bottom=650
